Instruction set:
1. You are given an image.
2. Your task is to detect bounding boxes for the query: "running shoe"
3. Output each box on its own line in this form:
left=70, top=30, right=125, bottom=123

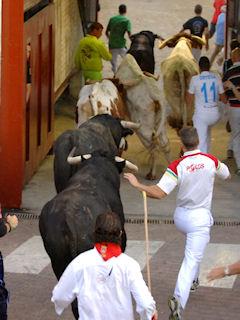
left=190, top=278, right=200, bottom=292
left=168, top=296, right=182, bottom=320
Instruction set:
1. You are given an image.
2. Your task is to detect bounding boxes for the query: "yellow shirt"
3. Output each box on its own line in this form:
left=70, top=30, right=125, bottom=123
left=75, top=35, right=112, bottom=73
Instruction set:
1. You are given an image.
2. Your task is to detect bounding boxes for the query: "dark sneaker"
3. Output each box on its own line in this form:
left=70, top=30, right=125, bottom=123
left=190, top=278, right=200, bottom=292
left=227, top=149, right=233, bottom=159
left=168, top=296, right=182, bottom=320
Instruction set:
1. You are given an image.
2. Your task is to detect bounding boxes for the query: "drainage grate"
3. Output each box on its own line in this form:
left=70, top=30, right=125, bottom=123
left=9, top=211, right=240, bottom=227
left=126, top=216, right=240, bottom=226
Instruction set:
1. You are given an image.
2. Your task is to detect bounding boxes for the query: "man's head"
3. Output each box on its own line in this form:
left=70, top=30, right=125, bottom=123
left=119, top=4, right=127, bottom=15
left=194, top=4, right=202, bottom=15
left=199, top=56, right=210, bottom=71
left=94, top=212, right=122, bottom=245
left=230, top=39, right=240, bottom=51
left=88, top=22, right=104, bottom=38
left=231, top=47, right=240, bottom=63
left=179, top=127, right=199, bottom=151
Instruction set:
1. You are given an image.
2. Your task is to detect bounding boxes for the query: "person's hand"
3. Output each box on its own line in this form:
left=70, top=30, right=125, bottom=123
left=152, top=310, right=158, bottom=320
left=207, top=266, right=225, bottom=281
left=123, top=173, right=139, bottom=188
left=6, top=215, right=18, bottom=230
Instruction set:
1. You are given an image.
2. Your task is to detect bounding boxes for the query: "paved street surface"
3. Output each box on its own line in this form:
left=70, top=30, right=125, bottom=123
left=3, top=0, right=240, bottom=319
left=2, top=219, right=240, bottom=320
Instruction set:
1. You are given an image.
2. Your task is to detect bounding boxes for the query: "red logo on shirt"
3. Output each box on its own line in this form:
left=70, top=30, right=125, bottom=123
left=186, top=163, right=204, bottom=173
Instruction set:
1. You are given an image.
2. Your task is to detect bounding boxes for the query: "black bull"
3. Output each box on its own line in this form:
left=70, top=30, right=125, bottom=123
left=39, top=155, right=127, bottom=319
left=53, top=114, right=133, bottom=193
left=128, top=30, right=159, bottom=74
left=39, top=115, right=134, bottom=319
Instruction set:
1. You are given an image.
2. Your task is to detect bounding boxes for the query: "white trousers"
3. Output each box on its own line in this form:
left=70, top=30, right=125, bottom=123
left=229, top=107, right=240, bottom=169
left=173, top=207, right=213, bottom=309
left=193, top=112, right=220, bottom=153
left=110, top=48, right=127, bottom=74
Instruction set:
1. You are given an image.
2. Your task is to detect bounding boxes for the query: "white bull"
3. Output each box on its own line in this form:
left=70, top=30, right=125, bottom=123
left=76, top=79, right=129, bottom=126
left=115, top=54, right=170, bottom=179
left=159, top=33, right=204, bottom=130
left=76, top=55, right=170, bottom=179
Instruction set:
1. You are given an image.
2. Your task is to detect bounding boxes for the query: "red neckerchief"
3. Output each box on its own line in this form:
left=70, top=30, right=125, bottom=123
left=95, top=243, right=122, bottom=261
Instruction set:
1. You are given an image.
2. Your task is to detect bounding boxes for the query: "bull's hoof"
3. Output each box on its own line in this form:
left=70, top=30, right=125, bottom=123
left=146, top=172, right=156, bottom=180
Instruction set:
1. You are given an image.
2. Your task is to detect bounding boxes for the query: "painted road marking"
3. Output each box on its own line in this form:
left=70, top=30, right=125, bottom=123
left=5, top=236, right=239, bottom=289
left=199, top=243, right=240, bottom=289
left=126, top=240, right=165, bottom=270
left=4, top=236, right=50, bottom=274
left=4, top=236, right=164, bottom=274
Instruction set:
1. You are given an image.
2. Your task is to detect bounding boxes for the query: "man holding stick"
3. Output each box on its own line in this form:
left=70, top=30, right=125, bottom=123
left=124, top=127, right=230, bottom=320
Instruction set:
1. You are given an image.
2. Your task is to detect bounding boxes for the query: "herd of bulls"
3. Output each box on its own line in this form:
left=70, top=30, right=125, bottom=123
left=39, top=31, right=204, bottom=319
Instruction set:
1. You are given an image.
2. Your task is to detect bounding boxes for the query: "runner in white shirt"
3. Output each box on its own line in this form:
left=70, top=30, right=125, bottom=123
left=51, top=212, right=158, bottom=320
left=124, top=127, right=230, bottom=320
left=187, top=56, right=227, bottom=153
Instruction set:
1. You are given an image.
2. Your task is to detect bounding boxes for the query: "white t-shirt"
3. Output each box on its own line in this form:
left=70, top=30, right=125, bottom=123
left=188, top=71, right=224, bottom=115
left=52, top=248, right=156, bottom=320
left=157, top=149, right=230, bottom=210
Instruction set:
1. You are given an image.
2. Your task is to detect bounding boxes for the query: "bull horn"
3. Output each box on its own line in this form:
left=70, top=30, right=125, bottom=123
left=119, top=137, right=126, bottom=150
left=67, top=147, right=91, bottom=165
left=120, top=78, right=141, bottom=87
left=143, top=71, right=160, bottom=81
left=115, top=156, right=138, bottom=172
left=121, top=120, right=141, bottom=129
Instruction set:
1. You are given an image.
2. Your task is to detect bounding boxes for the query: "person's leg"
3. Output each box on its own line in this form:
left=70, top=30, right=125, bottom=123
left=172, top=208, right=212, bottom=311
left=110, top=49, right=119, bottom=74
left=208, top=23, right=216, bottom=39
left=193, top=116, right=208, bottom=153
left=174, top=226, right=210, bottom=309
left=210, top=45, right=223, bottom=65
left=119, top=47, right=127, bottom=58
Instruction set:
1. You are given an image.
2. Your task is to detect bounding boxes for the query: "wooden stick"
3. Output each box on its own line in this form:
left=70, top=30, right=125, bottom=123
left=142, top=191, right=151, bottom=291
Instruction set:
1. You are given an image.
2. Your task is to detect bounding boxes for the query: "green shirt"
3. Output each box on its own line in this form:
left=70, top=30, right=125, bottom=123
left=74, top=35, right=112, bottom=73
left=106, top=15, right=131, bottom=49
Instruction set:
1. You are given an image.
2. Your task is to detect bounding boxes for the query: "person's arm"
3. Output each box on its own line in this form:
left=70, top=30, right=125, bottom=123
left=98, top=40, right=112, bottom=61
left=126, top=19, right=132, bottom=40
left=105, top=21, right=110, bottom=39
left=216, top=160, right=231, bottom=180
left=204, top=27, right=209, bottom=50
left=186, top=92, right=194, bottom=108
left=51, top=263, right=79, bottom=315
left=128, top=260, right=157, bottom=320
left=207, top=260, right=240, bottom=281
left=224, top=80, right=240, bottom=100
left=0, top=215, right=18, bottom=237
left=124, top=173, right=167, bottom=199
left=217, top=77, right=228, bottom=104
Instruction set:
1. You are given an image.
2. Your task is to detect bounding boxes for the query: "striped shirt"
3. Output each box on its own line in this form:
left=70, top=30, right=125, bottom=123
left=157, top=149, right=229, bottom=210
left=222, top=61, right=240, bottom=107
